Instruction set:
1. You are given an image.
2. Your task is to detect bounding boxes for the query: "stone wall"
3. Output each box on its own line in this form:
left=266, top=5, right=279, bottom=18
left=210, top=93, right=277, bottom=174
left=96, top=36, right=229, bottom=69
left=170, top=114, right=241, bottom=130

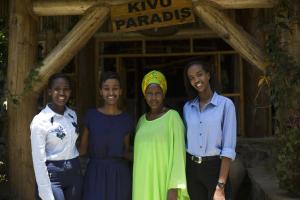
left=230, top=138, right=300, bottom=200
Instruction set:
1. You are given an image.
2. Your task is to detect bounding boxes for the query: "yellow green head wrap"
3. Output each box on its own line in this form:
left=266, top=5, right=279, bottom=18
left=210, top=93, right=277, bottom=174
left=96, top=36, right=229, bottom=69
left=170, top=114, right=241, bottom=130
left=142, top=70, right=167, bottom=96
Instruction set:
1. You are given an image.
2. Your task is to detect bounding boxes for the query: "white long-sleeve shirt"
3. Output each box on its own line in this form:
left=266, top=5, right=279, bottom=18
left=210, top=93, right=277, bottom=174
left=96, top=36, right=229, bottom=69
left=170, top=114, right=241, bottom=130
left=30, top=105, right=79, bottom=200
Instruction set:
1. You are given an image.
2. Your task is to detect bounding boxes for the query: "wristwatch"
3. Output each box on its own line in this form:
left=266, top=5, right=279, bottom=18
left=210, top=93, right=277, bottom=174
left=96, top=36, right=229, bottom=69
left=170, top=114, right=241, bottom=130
left=217, top=181, right=225, bottom=189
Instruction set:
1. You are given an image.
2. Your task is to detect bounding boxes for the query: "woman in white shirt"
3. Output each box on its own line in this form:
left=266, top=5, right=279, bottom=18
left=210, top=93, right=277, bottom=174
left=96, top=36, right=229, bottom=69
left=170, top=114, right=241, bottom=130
left=30, top=73, right=82, bottom=200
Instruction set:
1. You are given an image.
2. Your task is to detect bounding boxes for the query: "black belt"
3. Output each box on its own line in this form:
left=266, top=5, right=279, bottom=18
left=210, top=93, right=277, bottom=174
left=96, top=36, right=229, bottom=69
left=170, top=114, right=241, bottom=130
left=187, top=152, right=220, bottom=164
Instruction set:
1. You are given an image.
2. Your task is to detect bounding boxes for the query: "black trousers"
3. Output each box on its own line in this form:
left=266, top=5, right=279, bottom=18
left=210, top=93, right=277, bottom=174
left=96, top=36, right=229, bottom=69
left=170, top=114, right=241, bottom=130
left=186, top=154, right=231, bottom=200
left=36, top=157, right=83, bottom=200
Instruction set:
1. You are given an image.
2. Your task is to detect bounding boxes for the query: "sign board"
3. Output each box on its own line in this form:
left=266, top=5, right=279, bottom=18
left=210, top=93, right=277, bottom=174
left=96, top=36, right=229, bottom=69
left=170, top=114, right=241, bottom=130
left=111, top=0, right=195, bottom=32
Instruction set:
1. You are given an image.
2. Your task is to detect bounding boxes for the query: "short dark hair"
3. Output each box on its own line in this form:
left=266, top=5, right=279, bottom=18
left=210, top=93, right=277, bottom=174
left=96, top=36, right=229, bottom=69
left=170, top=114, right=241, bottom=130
left=48, top=73, right=70, bottom=89
left=99, top=71, right=122, bottom=89
left=183, top=59, right=218, bottom=100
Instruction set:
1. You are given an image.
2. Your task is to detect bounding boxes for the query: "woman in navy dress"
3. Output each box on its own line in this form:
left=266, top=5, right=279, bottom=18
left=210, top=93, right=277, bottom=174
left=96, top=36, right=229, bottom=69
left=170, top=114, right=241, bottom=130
left=78, top=71, right=133, bottom=200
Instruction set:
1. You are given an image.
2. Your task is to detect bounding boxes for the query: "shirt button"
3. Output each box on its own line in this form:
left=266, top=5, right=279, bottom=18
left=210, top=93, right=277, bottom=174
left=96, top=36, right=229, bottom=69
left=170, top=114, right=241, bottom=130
left=200, top=121, right=202, bottom=124
left=200, top=146, right=202, bottom=148
left=200, top=133, right=202, bottom=136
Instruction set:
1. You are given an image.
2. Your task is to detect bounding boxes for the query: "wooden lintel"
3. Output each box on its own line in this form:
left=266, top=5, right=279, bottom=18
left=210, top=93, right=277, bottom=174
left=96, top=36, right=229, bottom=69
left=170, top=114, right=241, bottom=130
left=33, top=0, right=276, bottom=16
left=33, top=0, right=135, bottom=16
left=194, top=3, right=269, bottom=71
left=32, top=6, right=109, bottom=93
left=193, top=0, right=276, bottom=9
left=33, top=1, right=97, bottom=16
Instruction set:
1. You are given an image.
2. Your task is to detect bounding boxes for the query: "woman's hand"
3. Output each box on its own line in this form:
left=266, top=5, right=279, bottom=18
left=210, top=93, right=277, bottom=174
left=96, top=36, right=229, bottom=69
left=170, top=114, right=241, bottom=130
left=167, top=188, right=177, bottom=200
left=213, top=186, right=225, bottom=200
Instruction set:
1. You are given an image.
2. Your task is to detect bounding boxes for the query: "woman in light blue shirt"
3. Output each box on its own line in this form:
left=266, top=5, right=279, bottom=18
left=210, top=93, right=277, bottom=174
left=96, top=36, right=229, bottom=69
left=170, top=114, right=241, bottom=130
left=183, top=60, right=236, bottom=200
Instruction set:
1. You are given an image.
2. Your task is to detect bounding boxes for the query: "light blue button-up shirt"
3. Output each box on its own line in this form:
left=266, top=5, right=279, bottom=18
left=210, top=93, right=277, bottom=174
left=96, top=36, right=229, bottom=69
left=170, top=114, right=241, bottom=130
left=183, top=92, right=236, bottom=160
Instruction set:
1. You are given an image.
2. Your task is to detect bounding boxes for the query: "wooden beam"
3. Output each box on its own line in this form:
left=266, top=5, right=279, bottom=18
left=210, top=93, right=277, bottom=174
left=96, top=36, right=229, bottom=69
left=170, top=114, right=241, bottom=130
left=33, top=1, right=97, bottom=16
left=94, top=29, right=218, bottom=40
left=32, top=6, right=109, bottom=93
left=195, top=0, right=276, bottom=9
left=33, top=0, right=134, bottom=16
left=33, top=0, right=277, bottom=16
left=7, top=0, right=37, bottom=199
left=194, top=2, right=269, bottom=71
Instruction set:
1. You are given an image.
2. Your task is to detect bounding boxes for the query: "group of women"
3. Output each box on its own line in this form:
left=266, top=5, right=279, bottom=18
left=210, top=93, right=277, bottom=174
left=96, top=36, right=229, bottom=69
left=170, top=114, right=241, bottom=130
left=30, top=60, right=236, bottom=200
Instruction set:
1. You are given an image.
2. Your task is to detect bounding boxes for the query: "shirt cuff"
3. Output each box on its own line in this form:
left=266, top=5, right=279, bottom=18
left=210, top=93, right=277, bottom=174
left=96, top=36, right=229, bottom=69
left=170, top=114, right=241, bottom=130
left=38, top=185, right=55, bottom=200
left=220, top=148, right=236, bottom=160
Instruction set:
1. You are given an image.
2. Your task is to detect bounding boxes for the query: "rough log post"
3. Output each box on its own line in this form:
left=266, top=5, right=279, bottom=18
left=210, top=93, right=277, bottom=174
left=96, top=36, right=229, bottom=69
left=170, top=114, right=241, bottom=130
left=199, top=0, right=276, bottom=9
left=32, top=6, right=109, bottom=94
left=7, top=0, right=37, bottom=199
left=194, top=2, right=269, bottom=71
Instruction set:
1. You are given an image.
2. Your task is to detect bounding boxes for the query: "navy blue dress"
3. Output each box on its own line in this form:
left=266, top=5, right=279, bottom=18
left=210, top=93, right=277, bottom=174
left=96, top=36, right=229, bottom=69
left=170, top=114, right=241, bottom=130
left=82, top=109, right=133, bottom=200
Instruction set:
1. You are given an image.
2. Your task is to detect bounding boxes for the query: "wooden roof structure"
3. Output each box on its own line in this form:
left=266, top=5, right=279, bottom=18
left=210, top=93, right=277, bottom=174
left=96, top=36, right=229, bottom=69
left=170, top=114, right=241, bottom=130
left=7, top=0, right=275, bottom=199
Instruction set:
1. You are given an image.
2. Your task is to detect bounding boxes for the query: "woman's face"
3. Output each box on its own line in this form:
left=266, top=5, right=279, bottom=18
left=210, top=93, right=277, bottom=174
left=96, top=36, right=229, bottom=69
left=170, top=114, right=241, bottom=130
left=100, top=78, right=122, bottom=106
left=144, top=84, right=164, bottom=112
left=187, top=64, right=210, bottom=94
left=48, top=77, right=71, bottom=109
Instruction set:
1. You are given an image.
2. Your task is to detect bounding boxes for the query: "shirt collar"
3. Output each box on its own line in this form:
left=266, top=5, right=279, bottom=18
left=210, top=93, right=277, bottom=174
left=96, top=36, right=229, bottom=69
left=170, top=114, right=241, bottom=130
left=210, top=92, right=219, bottom=106
left=190, top=92, right=220, bottom=108
left=44, top=104, right=71, bottom=118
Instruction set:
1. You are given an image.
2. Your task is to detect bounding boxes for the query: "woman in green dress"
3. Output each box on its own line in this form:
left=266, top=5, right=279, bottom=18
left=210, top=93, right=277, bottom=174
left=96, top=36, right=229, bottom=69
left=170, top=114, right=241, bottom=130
left=132, top=70, right=189, bottom=200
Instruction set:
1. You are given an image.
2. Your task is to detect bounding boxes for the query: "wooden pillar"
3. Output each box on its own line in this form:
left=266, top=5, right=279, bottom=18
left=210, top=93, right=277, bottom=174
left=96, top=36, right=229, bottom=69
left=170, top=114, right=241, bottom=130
left=287, top=21, right=300, bottom=65
left=7, top=0, right=37, bottom=199
left=77, top=39, right=96, bottom=123
left=239, top=9, right=272, bottom=137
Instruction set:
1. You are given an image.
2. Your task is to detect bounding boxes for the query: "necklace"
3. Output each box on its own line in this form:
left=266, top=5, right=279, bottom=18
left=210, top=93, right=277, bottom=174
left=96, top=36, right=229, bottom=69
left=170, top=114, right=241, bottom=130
left=147, top=107, right=168, bottom=121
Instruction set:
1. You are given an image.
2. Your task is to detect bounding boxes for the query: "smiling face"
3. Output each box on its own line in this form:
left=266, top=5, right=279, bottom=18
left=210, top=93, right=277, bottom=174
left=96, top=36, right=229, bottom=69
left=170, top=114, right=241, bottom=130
left=144, top=83, right=164, bottom=112
left=99, top=78, right=122, bottom=106
left=48, top=77, right=71, bottom=112
left=187, top=64, right=211, bottom=94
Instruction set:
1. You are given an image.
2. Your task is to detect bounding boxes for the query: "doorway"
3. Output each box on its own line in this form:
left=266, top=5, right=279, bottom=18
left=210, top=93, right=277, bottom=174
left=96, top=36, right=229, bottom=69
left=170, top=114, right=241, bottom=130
left=96, top=38, right=244, bottom=135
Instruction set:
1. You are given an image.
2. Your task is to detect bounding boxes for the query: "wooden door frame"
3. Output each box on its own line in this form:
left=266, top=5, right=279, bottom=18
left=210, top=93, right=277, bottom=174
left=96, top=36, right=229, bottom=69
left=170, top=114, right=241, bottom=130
left=96, top=38, right=244, bottom=135
left=28, top=1, right=272, bottom=95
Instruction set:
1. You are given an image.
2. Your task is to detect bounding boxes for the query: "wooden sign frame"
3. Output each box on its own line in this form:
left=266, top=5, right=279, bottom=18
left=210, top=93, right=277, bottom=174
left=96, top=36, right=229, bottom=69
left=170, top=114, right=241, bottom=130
left=111, top=0, right=195, bottom=32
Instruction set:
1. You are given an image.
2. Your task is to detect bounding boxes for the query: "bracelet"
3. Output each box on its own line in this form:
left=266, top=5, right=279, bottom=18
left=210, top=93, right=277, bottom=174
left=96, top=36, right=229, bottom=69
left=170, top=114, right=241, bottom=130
left=217, top=181, right=225, bottom=189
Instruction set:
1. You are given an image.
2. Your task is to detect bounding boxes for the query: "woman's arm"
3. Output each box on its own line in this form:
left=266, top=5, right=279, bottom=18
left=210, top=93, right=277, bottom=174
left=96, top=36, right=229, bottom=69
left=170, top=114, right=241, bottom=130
left=167, top=188, right=177, bottom=200
left=218, top=157, right=231, bottom=184
left=214, top=100, right=237, bottom=200
left=213, top=157, right=231, bottom=200
left=167, top=111, right=187, bottom=199
left=78, top=127, right=89, bottom=156
left=123, top=133, right=133, bottom=160
left=30, top=121, right=55, bottom=200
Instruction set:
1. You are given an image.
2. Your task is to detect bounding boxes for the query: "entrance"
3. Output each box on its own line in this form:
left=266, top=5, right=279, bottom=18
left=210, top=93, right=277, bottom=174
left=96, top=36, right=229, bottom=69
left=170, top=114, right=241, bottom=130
left=96, top=38, right=244, bottom=135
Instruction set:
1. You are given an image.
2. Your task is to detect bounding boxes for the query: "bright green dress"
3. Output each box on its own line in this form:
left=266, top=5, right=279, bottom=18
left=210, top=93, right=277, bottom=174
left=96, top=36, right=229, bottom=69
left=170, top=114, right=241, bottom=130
left=133, top=109, right=189, bottom=200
